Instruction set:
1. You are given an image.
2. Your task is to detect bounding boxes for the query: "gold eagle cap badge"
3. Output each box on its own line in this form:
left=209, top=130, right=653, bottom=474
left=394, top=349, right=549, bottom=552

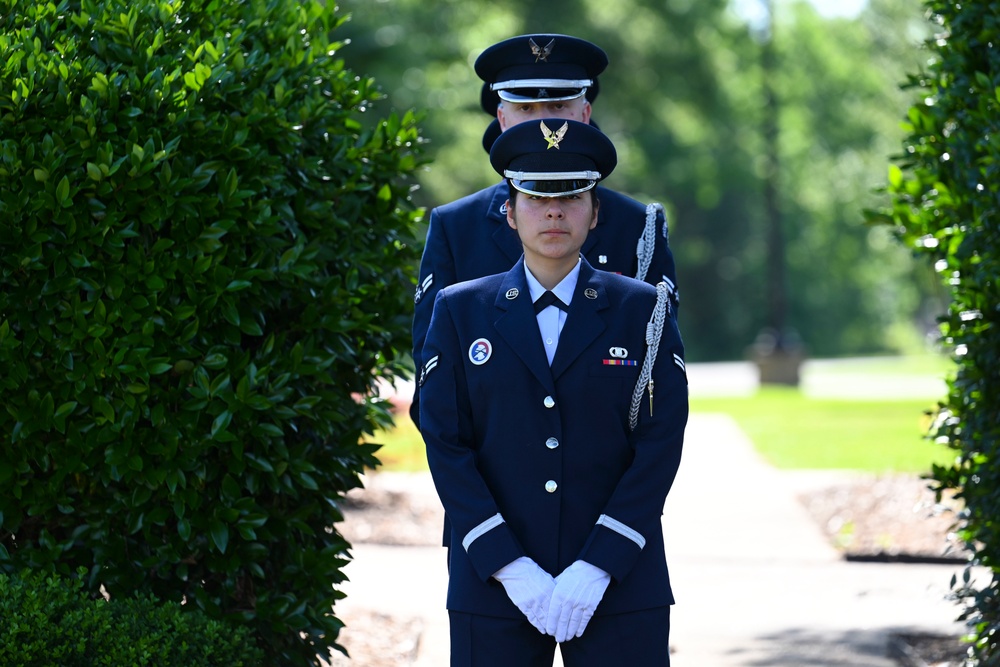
left=540, top=120, right=569, bottom=150
left=529, top=37, right=555, bottom=62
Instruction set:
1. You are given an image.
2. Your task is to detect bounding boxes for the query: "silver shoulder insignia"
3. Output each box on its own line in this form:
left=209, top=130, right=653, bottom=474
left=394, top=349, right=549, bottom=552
left=419, top=354, right=440, bottom=387
left=414, top=273, right=434, bottom=304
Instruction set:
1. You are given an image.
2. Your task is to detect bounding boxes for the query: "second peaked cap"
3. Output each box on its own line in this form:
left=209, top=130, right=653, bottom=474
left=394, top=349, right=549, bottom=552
left=475, top=34, right=608, bottom=105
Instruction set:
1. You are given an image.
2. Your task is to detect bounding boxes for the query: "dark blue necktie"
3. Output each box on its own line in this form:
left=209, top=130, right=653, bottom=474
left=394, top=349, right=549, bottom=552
left=533, top=291, right=568, bottom=314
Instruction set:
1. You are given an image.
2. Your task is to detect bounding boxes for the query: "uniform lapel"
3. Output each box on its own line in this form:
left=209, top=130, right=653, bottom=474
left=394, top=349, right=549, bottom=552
left=551, top=261, right=609, bottom=380
left=487, top=181, right=524, bottom=264
left=494, top=259, right=556, bottom=393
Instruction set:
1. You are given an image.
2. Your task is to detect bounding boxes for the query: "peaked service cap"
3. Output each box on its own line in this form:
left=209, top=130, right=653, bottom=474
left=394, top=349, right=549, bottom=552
left=475, top=34, right=607, bottom=105
left=489, top=118, right=616, bottom=197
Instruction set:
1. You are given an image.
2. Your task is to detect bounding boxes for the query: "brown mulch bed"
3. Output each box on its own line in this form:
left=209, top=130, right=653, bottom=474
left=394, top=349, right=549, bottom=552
left=795, top=472, right=969, bottom=563
left=889, top=632, right=972, bottom=667
left=333, top=471, right=974, bottom=666
left=323, top=610, right=423, bottom=667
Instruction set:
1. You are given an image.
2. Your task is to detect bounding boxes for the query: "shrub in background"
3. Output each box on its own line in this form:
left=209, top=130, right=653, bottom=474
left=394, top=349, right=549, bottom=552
left=0, top=569, right=263, bottom=666
left=875, top=0, right=1000, bottom=662
left=0, top=0, right=423, bottom=663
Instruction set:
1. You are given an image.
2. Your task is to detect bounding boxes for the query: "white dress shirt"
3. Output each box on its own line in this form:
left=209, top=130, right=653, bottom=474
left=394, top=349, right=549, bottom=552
left=525, top=259, right=581, bottom=365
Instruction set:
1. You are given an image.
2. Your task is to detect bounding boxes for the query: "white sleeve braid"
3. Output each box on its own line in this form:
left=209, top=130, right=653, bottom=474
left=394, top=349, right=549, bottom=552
left=634, top=203, right=662, bottom=283
left=596, top=514, right=646, bottom=549
left=462, top=513, right=505, bottom=552
left=629, top=282, right=669, bottom=431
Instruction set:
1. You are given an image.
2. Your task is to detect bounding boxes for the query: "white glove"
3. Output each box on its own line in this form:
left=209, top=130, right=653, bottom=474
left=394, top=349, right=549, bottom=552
left=545, top=560, right=611, bottom=643
left=493, top=556, right=556, bottom=634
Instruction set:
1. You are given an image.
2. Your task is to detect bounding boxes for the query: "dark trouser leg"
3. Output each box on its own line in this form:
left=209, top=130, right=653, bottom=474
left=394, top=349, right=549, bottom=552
left=449, top=611, right=557, bottom=667
left=559, top=605, right=671, bottom=667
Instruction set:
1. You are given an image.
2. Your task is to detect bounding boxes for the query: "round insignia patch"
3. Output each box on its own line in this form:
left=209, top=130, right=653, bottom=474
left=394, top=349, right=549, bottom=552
left=584, top=288, right=598, bottom=300
left=468, top=338, right=492, bottom=366
left=506, top=288, right=519, bottom=300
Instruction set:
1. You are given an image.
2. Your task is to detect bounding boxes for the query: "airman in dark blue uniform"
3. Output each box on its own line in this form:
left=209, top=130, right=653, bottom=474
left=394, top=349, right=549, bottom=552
left=418, top=119, right=688, bottom=666
left=411, top=34, right=679, bottom=425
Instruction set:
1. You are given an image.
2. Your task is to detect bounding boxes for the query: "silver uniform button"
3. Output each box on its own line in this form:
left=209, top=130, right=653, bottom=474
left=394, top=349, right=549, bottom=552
left=545, top=437, right=559, bottom=450
left=543, top=396, right=555, bottom=408
left=545, top=480, right=558, bottom=493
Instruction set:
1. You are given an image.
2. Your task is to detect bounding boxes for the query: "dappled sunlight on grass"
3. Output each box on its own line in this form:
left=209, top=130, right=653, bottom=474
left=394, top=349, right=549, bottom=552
left=691, top=387, right=952, bottom=472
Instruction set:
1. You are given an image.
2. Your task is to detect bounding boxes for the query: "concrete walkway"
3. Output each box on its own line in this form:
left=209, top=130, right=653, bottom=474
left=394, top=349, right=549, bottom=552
left=663, top=413, right=970, bottom=666
left=341, top=360, right=976, bottom=666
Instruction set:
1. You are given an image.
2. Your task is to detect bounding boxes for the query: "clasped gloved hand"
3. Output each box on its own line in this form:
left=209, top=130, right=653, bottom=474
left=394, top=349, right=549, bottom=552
left=545, top=560, right=611, bottom=643
left=493, top=556, right=556, bottom=634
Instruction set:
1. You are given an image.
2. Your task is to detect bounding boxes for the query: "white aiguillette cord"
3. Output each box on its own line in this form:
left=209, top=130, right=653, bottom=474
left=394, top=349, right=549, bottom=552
left=629, top=282, right=669, bottom=431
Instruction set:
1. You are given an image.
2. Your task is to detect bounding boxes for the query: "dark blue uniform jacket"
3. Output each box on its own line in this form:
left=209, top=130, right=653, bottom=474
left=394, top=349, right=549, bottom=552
left=418, top=256, right=688, bottom=619
left=412, top=180, right=678, bottom=424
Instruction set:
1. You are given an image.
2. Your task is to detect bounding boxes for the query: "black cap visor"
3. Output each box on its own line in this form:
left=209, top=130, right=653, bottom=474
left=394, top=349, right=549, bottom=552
left=498, top=88, right=587, bottom=104
left=509, top=177, right=597, bottom=197
left=494, top=81, right=591, bottom=105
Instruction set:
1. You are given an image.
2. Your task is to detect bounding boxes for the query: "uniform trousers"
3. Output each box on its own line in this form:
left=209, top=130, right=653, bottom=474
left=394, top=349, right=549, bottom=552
left=449, top=606, right=671, bottom=667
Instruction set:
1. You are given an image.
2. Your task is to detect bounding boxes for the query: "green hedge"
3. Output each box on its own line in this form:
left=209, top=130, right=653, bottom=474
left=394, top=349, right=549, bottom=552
left=875, top=1, right=1000, bottom=662
left=0, top=569, right=263, bottom=666
left=0, top=0, right=423, bottom=664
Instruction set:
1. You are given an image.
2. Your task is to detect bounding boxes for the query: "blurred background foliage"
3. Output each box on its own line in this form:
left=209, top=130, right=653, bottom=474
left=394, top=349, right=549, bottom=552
left=338, top=0, right=944, bottom=361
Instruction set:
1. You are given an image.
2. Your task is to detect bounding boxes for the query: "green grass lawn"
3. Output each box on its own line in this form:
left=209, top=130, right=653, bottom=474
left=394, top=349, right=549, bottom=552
left=691, top=387, right=953, bottom=473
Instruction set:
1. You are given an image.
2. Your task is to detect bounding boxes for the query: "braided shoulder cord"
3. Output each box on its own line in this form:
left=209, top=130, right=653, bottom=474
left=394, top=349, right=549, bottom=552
left=629, top=281, right=669, bottom=431
left=634, top=202, right=662, bottom=283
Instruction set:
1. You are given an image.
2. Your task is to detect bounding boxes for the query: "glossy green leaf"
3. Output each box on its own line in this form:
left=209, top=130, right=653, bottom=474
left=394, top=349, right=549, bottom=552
left=209, top=519, right=229, bottom=554
left=210, top=410, right=232, bottom=438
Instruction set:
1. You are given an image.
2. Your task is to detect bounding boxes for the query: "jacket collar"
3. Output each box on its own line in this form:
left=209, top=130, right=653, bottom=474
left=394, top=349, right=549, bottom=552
left=494, top=257, right=609, bottom=383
